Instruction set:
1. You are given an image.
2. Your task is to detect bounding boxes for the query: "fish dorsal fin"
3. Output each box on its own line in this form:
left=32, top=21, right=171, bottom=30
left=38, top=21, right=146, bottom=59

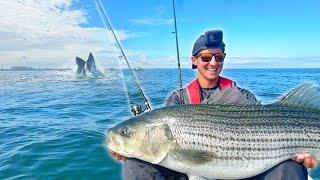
left=204, top=87, right=260, bottom=105
left=274, top=83, right=320, bottom=110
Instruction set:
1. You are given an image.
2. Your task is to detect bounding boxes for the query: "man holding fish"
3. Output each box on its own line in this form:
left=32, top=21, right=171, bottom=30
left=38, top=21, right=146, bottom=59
left=109, top=30, right=317, bottom=180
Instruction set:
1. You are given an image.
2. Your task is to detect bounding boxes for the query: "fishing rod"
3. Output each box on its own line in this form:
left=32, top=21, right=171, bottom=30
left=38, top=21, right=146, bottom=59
left=172, top=0, right=183, bottom=89
left=172, top=0, right=185, bottom=104
left=95, top=0, right=152, bottom=115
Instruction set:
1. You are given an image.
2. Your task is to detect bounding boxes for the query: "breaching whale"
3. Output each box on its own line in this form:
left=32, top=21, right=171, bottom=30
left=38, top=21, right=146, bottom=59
left=76, top=52, right=97, bottom=76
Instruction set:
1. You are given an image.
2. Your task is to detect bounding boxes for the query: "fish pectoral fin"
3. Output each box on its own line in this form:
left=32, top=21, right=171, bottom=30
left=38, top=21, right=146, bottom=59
left=171, top=148, right=216, bottom=164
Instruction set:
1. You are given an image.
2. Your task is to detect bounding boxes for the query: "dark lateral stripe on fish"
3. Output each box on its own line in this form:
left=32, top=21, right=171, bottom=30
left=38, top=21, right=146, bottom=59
left=176, top=119, right=320, bottom=129
left=175, top=109, right=320, bottom=120
left=212, top=149, right=317, bottom=160
left=174, top=121, right=320, bottom=135
left=177, top=136, right=320, bottom=151
left=206, top=153, right=292, bottom=160
left=177, top=131, right=320, bottom=144
left=172, top=114, right=320, bottom=128
left=175, top=142, right=319, bottom=160
left=188, top=142, right=319, bottom=153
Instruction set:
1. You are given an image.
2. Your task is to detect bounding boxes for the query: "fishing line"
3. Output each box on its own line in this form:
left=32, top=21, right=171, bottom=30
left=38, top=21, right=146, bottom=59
left=95, top=0, right=152, bottom=113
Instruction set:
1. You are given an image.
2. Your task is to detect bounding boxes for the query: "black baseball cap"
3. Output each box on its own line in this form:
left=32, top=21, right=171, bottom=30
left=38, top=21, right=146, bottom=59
left=192, top=30, right=225, bottom=69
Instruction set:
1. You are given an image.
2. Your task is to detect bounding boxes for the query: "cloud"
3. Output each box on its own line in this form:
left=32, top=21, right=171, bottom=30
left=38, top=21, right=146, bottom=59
left=131, top=4, right=173, bottom=26
left=132, top=18, right=173, bottom=26
left=116, top=55, right=190, bottom=69
left=0, top=0, right=87, bottom=40
left=224, top=56, right=320, bottom=68
left=0, top=0, right=135, bottom=68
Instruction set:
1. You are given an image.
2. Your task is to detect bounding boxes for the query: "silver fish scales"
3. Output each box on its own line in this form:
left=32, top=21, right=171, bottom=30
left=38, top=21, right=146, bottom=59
left=153, top=104, right=320, bottom=179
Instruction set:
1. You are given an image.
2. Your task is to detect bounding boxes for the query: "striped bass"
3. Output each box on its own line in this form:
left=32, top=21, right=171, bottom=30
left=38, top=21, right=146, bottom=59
left=107, top=84, right=320, bottom=179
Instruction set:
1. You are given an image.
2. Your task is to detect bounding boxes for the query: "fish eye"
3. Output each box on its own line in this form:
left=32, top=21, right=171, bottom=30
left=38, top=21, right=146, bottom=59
left=120, top=127, right=128, bottom=136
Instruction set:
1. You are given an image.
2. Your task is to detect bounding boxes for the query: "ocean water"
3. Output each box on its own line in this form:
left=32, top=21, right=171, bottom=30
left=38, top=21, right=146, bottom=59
left=1, top=68, right=320, bottom=179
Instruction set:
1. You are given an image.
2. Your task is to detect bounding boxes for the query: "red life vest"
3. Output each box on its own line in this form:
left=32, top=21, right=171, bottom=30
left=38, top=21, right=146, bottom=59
left=186, top=76, right=235, bottom=104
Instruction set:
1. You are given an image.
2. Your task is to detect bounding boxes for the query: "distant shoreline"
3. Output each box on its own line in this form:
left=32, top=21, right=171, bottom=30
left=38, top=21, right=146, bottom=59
left=1, top=67, right=320, bottom=71
left=0, top=68, right=72, bottom=71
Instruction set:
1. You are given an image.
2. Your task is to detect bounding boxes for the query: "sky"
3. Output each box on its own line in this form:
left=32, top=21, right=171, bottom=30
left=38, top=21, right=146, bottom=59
left=0, top=0, right=319, bottom=69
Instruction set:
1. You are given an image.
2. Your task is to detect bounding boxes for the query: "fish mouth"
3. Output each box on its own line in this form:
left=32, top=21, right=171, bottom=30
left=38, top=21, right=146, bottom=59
left=107, top=130, right=130, bottom=157
left=107, top=141, right=118, bottom=153
left=107, top=140, right=130, bottom=158
left=106, top=134, right=129, bottom=160
left=106, top=130, right=121, bottom=152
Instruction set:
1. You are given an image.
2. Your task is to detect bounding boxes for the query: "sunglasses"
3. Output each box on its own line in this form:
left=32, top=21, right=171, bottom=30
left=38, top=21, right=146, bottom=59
left=197, top=53, right=225, bottom=63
